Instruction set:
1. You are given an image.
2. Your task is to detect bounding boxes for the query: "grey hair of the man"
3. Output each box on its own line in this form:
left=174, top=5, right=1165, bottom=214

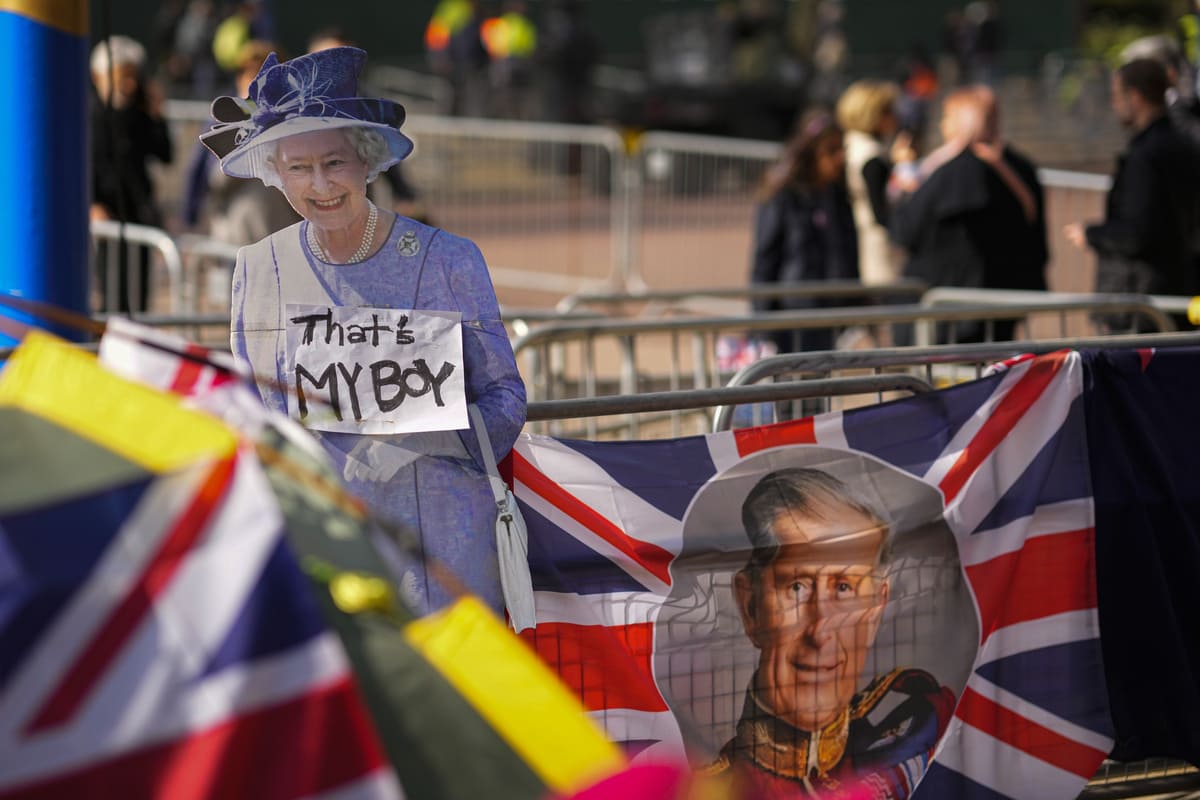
left=740, top=467, right=892, bottom=574
left=90, top=35, right=146, bottom=75
left=262, top=125, right=393, bottom=190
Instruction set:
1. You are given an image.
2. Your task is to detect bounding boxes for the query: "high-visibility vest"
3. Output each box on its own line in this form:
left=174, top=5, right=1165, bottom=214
left=425, top=0, right=473, bottom=52
left=481, top=12, right=537, bottom=59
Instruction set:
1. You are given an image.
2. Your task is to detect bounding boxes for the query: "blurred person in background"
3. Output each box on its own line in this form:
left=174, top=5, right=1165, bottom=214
left=1064, top=58, right=1200, bottom=332
left=156, top=0, right=221, bottom=97
left=481, top=1, right=538, bottom=119
left=750, top=111, right=858, bottom=356
left=1179, top=0, right=1200, bottom=99
left=538, top=0, right=599, bottom=125
left=893, top=44, right=939, bottom=152
left=90, top=35, right=174, bottom=313
left=183, top=40, right=300, bottom=246
left=836, top=80, right=905, bottom=287
left=971, top=85, right=1048, bottom=339
left=1120, top=34, right=1200, bottom=148
left=211, top=0, right=274, bottom=80
left=889, top=87, right=1039, bottom=343
left=962, top=0, right=1001, bottom=86
left=425, top=0, right=489, bottom=116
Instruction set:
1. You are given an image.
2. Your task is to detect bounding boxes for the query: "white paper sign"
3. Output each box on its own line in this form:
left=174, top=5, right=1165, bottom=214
left=285, top=304, right=467, bottom=434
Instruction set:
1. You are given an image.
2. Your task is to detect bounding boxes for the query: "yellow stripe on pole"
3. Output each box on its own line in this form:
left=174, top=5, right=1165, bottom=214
left=0, top=0, right=87, bottom=37
left=404, top=597, right=626, bottom=795
left=0, top=332, right=237, bottom=472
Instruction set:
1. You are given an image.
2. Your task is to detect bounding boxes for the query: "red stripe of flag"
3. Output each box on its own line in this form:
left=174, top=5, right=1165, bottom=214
left=733, top=417, right=816, bottom=457
left=512, top=450, right=674, bottom=585
left=956, top=686, right=1108, bottom=780
left=520, top=621, right=668, bottom=713
left=3, top=678, right=388, bottom=800
left=964, top=528, right=1096, bottom=642
left=939, top=351, right=1068, bottom=504
left=168, top=345, right=211, bottom=395
left=25, top=456, right=238, bottom=733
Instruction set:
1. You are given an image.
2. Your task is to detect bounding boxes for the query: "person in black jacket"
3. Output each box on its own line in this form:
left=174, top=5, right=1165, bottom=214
left=890, top=87, right=1041, bottom=343
left=90, top=36, right=174, bottom=313
left=973, top=86, right=1048, bottom=340
left=750, top=111, right=858, bottom=355
left=1064, top=58, right=1200, bottom=332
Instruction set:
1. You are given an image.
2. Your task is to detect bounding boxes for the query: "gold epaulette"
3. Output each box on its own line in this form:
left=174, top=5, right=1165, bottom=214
left=696, top=750, right=732, bottom=778
left=850, top=667, right=905, bottom=720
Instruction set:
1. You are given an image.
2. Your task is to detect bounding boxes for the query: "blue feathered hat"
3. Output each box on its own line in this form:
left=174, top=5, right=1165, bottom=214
left=199, top=46, right=413, bottom=184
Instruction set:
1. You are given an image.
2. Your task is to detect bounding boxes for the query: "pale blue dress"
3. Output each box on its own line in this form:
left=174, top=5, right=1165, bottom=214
left=231, top=216, right=526, bottom=615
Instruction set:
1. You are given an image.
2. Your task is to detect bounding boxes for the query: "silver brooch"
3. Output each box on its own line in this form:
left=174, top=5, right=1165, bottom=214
left=397, top=231, right=420, bottom=257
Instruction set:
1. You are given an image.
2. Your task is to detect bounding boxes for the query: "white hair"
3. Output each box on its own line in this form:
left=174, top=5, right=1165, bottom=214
left=90, top=36, right=146, bottom=75
left=262, top=125, right=393, bottom=190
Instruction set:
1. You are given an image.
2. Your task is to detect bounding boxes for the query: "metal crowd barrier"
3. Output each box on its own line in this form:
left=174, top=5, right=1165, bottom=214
left=712, top=331, right=1200, bottom=431
left=81, top=306, right=601, bottom=351
left=919, top=286, right=1192, bottom=341
left=160, top=103, right=1114, bottom=301
left=90, top=220, right=187, bottom=314
left=631, top=132, right=779, bottom=291
left=176, top=234, right=242, bottom=314
left=512, top=300, right=1176, bottom=416
left=526, top=373, right=933, bottom=440
left=1080, top=758, right=1200, bottom=798
left=555, top=279, right=929, bottom=316
left=402, top=114, right=627, bottom=295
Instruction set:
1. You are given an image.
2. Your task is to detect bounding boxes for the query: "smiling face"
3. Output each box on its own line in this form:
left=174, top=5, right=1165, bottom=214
left=274, top=129, right=370, bottom=232
left=734, top=502, right=888, bottom=732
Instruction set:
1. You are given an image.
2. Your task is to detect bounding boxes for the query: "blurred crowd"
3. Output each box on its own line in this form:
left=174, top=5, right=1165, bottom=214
left=423, top=0, right=599, bottom=122
left=90, top=4, right=433, bottom=311
left=88, top=1, right=1200, bottom=337
left=749, top=31, right=1200, bottom=348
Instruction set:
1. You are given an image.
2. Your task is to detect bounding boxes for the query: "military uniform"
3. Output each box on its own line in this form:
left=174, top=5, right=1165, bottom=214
left=699, top=668, right=955, bottom=799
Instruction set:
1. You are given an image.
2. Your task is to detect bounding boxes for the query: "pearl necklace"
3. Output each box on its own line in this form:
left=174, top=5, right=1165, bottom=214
left=307, top=202, right=379, bottom=264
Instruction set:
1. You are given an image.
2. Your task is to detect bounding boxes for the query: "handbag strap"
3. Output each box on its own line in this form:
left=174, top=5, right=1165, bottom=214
left=469, top=404, right=508, bottom=507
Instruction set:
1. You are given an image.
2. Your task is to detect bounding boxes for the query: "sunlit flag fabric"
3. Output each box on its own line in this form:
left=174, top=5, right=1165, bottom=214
left=0, top=332, right=400, bottom=799
left=511, top=347, right=1200, bottom=799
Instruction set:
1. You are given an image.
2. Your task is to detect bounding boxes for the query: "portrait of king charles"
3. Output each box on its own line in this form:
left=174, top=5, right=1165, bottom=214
left=656, top=447, right=977, bottom=800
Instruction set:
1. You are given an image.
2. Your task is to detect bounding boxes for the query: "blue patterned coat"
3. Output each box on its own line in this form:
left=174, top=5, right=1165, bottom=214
left=231, top=216, right=526, bottom=615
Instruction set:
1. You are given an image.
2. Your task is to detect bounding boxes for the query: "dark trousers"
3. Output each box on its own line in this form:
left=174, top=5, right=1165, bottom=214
left=96, top=242, right=151, bottom=313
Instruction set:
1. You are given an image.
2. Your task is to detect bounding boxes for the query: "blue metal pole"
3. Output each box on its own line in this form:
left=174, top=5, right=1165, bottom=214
left=0, top=2, right=89, bottom=345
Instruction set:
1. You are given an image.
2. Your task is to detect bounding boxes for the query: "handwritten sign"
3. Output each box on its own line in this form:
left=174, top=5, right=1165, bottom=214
left=285, top=304, right=467, bottom=434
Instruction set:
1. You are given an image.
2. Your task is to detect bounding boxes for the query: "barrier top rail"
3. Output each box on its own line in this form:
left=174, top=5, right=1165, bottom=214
left=712, top=331, right=1200, bottom=431
left=91, top=220, right=187, bottom=313
left=83, top=306, right=597, bottom=337
left=525, top=373, right=933, bottom=423
left=920, top=287, right=1192, bottom=317
left=1037, top=168, right=1113, bottom=192
left=513, top=298, right=1176, bottom=352
left=404, top=113, right=625, bottom=149
left=639, top=130, right=783, bottom=158
left=555, top=279, right=929, bottom=314
left=177, top=234, right=242, bottom=263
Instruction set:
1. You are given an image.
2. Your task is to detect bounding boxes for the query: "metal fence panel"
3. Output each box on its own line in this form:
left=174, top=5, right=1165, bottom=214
left=90, top=220, right=187, bottom=315
left=636, top=132, right=780, bottom=293
left=401, top=114, right=626, bottom=298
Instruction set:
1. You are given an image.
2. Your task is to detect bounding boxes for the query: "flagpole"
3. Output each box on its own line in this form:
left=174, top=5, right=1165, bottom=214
left=0, top=1, right=89, bottom=346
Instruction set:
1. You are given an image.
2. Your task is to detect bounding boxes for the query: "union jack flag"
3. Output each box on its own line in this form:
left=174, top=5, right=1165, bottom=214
left=0, top=327, right=402, bottom=799
left=0, top=450, right=401, bottom=799
left=511, top=349, right=1118, bottom=799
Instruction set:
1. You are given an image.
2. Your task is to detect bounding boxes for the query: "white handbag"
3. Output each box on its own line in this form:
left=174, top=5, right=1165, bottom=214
left=469, top=404, right=536, bottom=632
